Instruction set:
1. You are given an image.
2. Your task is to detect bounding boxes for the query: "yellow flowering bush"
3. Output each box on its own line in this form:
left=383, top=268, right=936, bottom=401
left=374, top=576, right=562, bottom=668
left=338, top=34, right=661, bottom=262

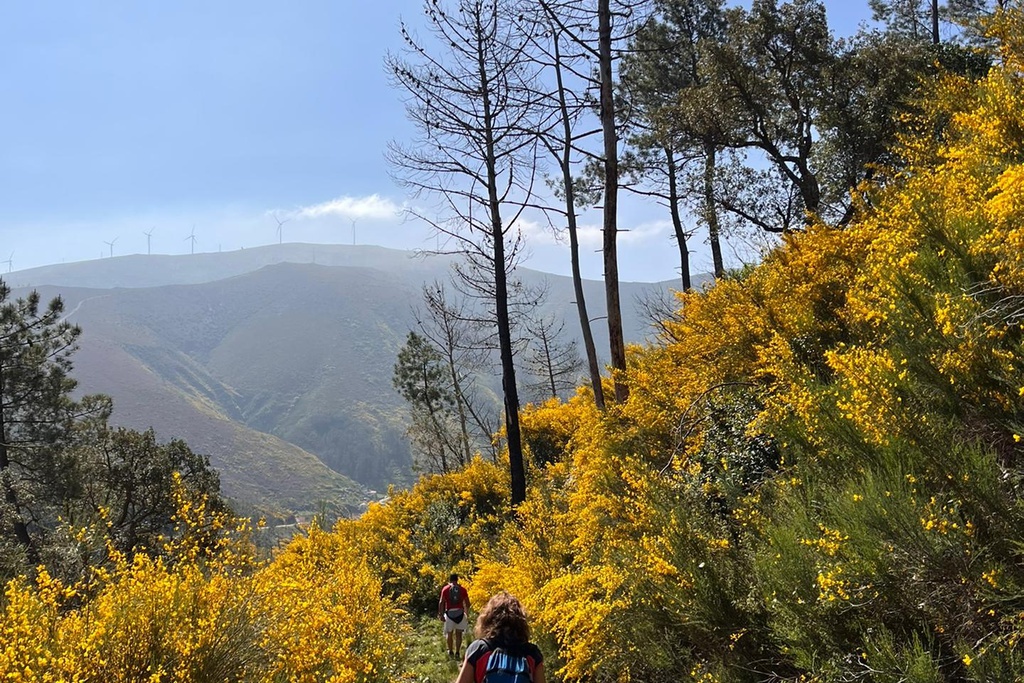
left=256, top=524, right=405, bottom=682
left=343, top=455, right=510, bottom=611
left=0, top=478, right=405, bottom=682
left=466, top=9, right=1024, bottom=680
left=8, top=9, right=1024, bottom=683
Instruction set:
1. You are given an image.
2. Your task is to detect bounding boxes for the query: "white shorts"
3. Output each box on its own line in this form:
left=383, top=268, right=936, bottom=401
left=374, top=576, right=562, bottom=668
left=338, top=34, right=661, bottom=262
left=443, top=610, right=468, bottom=633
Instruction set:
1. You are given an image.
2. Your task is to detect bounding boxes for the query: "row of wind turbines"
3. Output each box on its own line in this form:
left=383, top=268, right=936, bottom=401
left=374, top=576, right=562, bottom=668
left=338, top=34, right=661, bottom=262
left=98, top=213, right=305, bottom=261
left=101, top=225, right=198, bottom=259
left=1, top=213, right=360, bottom=275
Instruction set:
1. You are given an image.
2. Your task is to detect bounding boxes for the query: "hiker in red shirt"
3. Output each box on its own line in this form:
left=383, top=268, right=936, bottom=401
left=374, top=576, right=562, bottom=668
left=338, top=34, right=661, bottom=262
left=438, top=573, right=471, bottom=659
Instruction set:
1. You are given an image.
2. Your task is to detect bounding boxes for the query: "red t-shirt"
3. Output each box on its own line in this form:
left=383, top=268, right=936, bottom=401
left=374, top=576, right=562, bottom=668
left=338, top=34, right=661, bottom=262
left=440, top=583, right=466, bottom=610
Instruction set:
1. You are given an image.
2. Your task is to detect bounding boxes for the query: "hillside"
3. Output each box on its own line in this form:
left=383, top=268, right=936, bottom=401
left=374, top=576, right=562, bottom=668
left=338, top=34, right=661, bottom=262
left=37, top=284, right=367, bottom=521
left=11, top=245, right=683, bottom=516
left=6, top=243, right=456, bottom=290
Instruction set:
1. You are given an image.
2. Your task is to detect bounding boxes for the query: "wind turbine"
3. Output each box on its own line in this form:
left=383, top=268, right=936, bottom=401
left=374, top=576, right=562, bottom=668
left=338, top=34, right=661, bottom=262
left=351, top=219, right=357, bottom=246
left=144, top=227, right=155, bottom=255
left=2, top=251, right=12, bottom=273
left=273, top=213, right=291, bottom=245
left=185, top=225, right=198, bottom=255
left=103, top=237, right=118, bottom=258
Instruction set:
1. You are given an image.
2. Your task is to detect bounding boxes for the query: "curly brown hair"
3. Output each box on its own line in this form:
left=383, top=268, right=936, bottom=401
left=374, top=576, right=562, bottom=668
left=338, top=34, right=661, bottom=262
left=475, top=592, right=530, bottom=644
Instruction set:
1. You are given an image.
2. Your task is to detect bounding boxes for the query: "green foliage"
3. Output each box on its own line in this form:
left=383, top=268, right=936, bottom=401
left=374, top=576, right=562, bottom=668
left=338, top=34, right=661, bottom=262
left=869, top=0, right=994, bottom=45
left=67, top=427, right=225, bottom=557
left=393, top=330, right=466, bottom=474
left=366, top=12, right=1024, bottom=681
left=394, top=332, right=453, bottom=415
left=0, top=284, right=106, bottom=565
left=629, top=0, right=981, bottom=238
left=0, top=282, right=229, bottom=583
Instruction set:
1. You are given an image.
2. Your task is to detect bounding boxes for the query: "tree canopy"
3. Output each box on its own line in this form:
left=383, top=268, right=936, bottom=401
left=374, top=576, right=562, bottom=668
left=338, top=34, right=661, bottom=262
left=0, top=282, right=224, bottom=577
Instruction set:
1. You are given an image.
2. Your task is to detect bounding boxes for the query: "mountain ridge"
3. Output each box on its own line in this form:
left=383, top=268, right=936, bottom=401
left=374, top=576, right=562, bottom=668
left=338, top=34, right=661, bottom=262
left=7, top=244, right=693, bottom=517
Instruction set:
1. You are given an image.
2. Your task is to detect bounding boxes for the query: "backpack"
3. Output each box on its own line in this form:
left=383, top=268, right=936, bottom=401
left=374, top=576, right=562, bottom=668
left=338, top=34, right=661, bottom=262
left=444, top=584, right=466, bottom=621
left=448, top=583, right=462, bottom=606
left=476, top=642, right=535, bottom=683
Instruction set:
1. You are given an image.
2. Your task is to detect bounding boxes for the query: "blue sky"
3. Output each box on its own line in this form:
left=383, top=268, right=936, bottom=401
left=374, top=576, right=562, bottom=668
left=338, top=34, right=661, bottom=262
left=0, top=1, right=875, bottom=282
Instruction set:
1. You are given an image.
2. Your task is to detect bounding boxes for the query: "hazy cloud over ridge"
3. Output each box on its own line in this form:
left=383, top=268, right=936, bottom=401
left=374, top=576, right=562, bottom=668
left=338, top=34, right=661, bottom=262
left=517, top=217, right=668, bottom=249
left=290, top=194, right=403, bottom=221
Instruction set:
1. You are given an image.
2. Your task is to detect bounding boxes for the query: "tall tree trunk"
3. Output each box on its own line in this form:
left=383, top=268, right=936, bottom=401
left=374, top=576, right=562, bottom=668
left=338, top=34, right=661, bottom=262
left=541, top=335, right=558, bottom=399
left=568, top=212, right=607, bottom=409
left=551, top=23, right=605, bottom=410
left=930, top=0, right=940, bottom=44
left=703, top=138, right=725, bottom=278
left=422, top=368, right=451, bottom=473
left=490, top=207, right=526, bottom=505
left=599, top=0, right=628, bottom=404
left=446, top=355, right=473, bottom=466
left=478, top=28, right=526, bottom=507
left=666, top=146, right=691, bottom=291
left=0, top=374, right=32, bottom=553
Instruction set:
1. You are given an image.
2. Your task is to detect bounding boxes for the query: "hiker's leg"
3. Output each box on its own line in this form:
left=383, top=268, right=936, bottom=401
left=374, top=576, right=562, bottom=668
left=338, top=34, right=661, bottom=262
left=454, top=628, right=463, bottom=655
left=443, top=617, right=455, bottom=654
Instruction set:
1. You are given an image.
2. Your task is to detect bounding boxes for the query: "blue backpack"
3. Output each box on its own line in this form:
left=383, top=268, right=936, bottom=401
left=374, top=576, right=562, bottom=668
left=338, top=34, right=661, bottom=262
left=476, top=642, right=535, bottom=683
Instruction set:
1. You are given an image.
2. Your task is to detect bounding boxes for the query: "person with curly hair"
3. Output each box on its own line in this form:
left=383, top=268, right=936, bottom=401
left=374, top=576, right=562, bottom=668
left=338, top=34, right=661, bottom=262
left=455, top=592, right=545, bottom=683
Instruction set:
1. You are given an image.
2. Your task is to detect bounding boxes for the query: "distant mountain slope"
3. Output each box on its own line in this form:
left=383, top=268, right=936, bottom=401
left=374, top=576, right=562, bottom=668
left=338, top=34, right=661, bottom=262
left=7, top=243, right=451, bottom=290
left=40, top=284, right=367, bottom=521
left=11, top=245, right=692, bottom=515
left=55, top=263, right=425, bottom=490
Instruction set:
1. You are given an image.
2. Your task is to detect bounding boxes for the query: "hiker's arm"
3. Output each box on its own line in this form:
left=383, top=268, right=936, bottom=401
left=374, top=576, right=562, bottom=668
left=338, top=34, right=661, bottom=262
left=454, top=658, right=474, bottom=683
left=437, top=592, right=444, bottom=620
left=534, top=662, right=546, bottom=683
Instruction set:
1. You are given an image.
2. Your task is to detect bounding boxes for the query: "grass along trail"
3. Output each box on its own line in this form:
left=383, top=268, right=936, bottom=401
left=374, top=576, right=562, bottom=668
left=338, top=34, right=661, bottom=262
left=399, top=614, right=476, bottom=682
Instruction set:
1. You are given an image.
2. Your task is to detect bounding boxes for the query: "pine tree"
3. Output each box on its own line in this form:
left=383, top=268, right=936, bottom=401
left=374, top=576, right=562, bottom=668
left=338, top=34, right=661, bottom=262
left=0, top=284, right=101, bottom=561
left=393, top=331, right=462, bottom=473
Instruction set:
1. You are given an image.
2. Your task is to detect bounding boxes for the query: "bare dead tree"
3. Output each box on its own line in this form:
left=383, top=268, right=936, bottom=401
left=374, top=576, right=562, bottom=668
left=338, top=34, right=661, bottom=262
left=522, top=313, right=585, bottom=402
left=536, top=0, right=653, bottom=404
left=635, top=286, right=684, bottom=343
left=417, top=280, right=502, bottom=463
left=387, top=0, right=546, bottom=505
left=518, top=3, right=608, bottom=409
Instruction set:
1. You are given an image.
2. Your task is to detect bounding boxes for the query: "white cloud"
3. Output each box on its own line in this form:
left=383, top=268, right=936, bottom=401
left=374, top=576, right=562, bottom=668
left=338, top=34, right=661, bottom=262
left=513, top=216, right=668, bottom=251
left=620, top=220, right=669, bottom=245
left=576, top=224, right=603, bottom=249
left=511, top=217, right=560, bottom=245
left=289, top=194, right=403, bottom=221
